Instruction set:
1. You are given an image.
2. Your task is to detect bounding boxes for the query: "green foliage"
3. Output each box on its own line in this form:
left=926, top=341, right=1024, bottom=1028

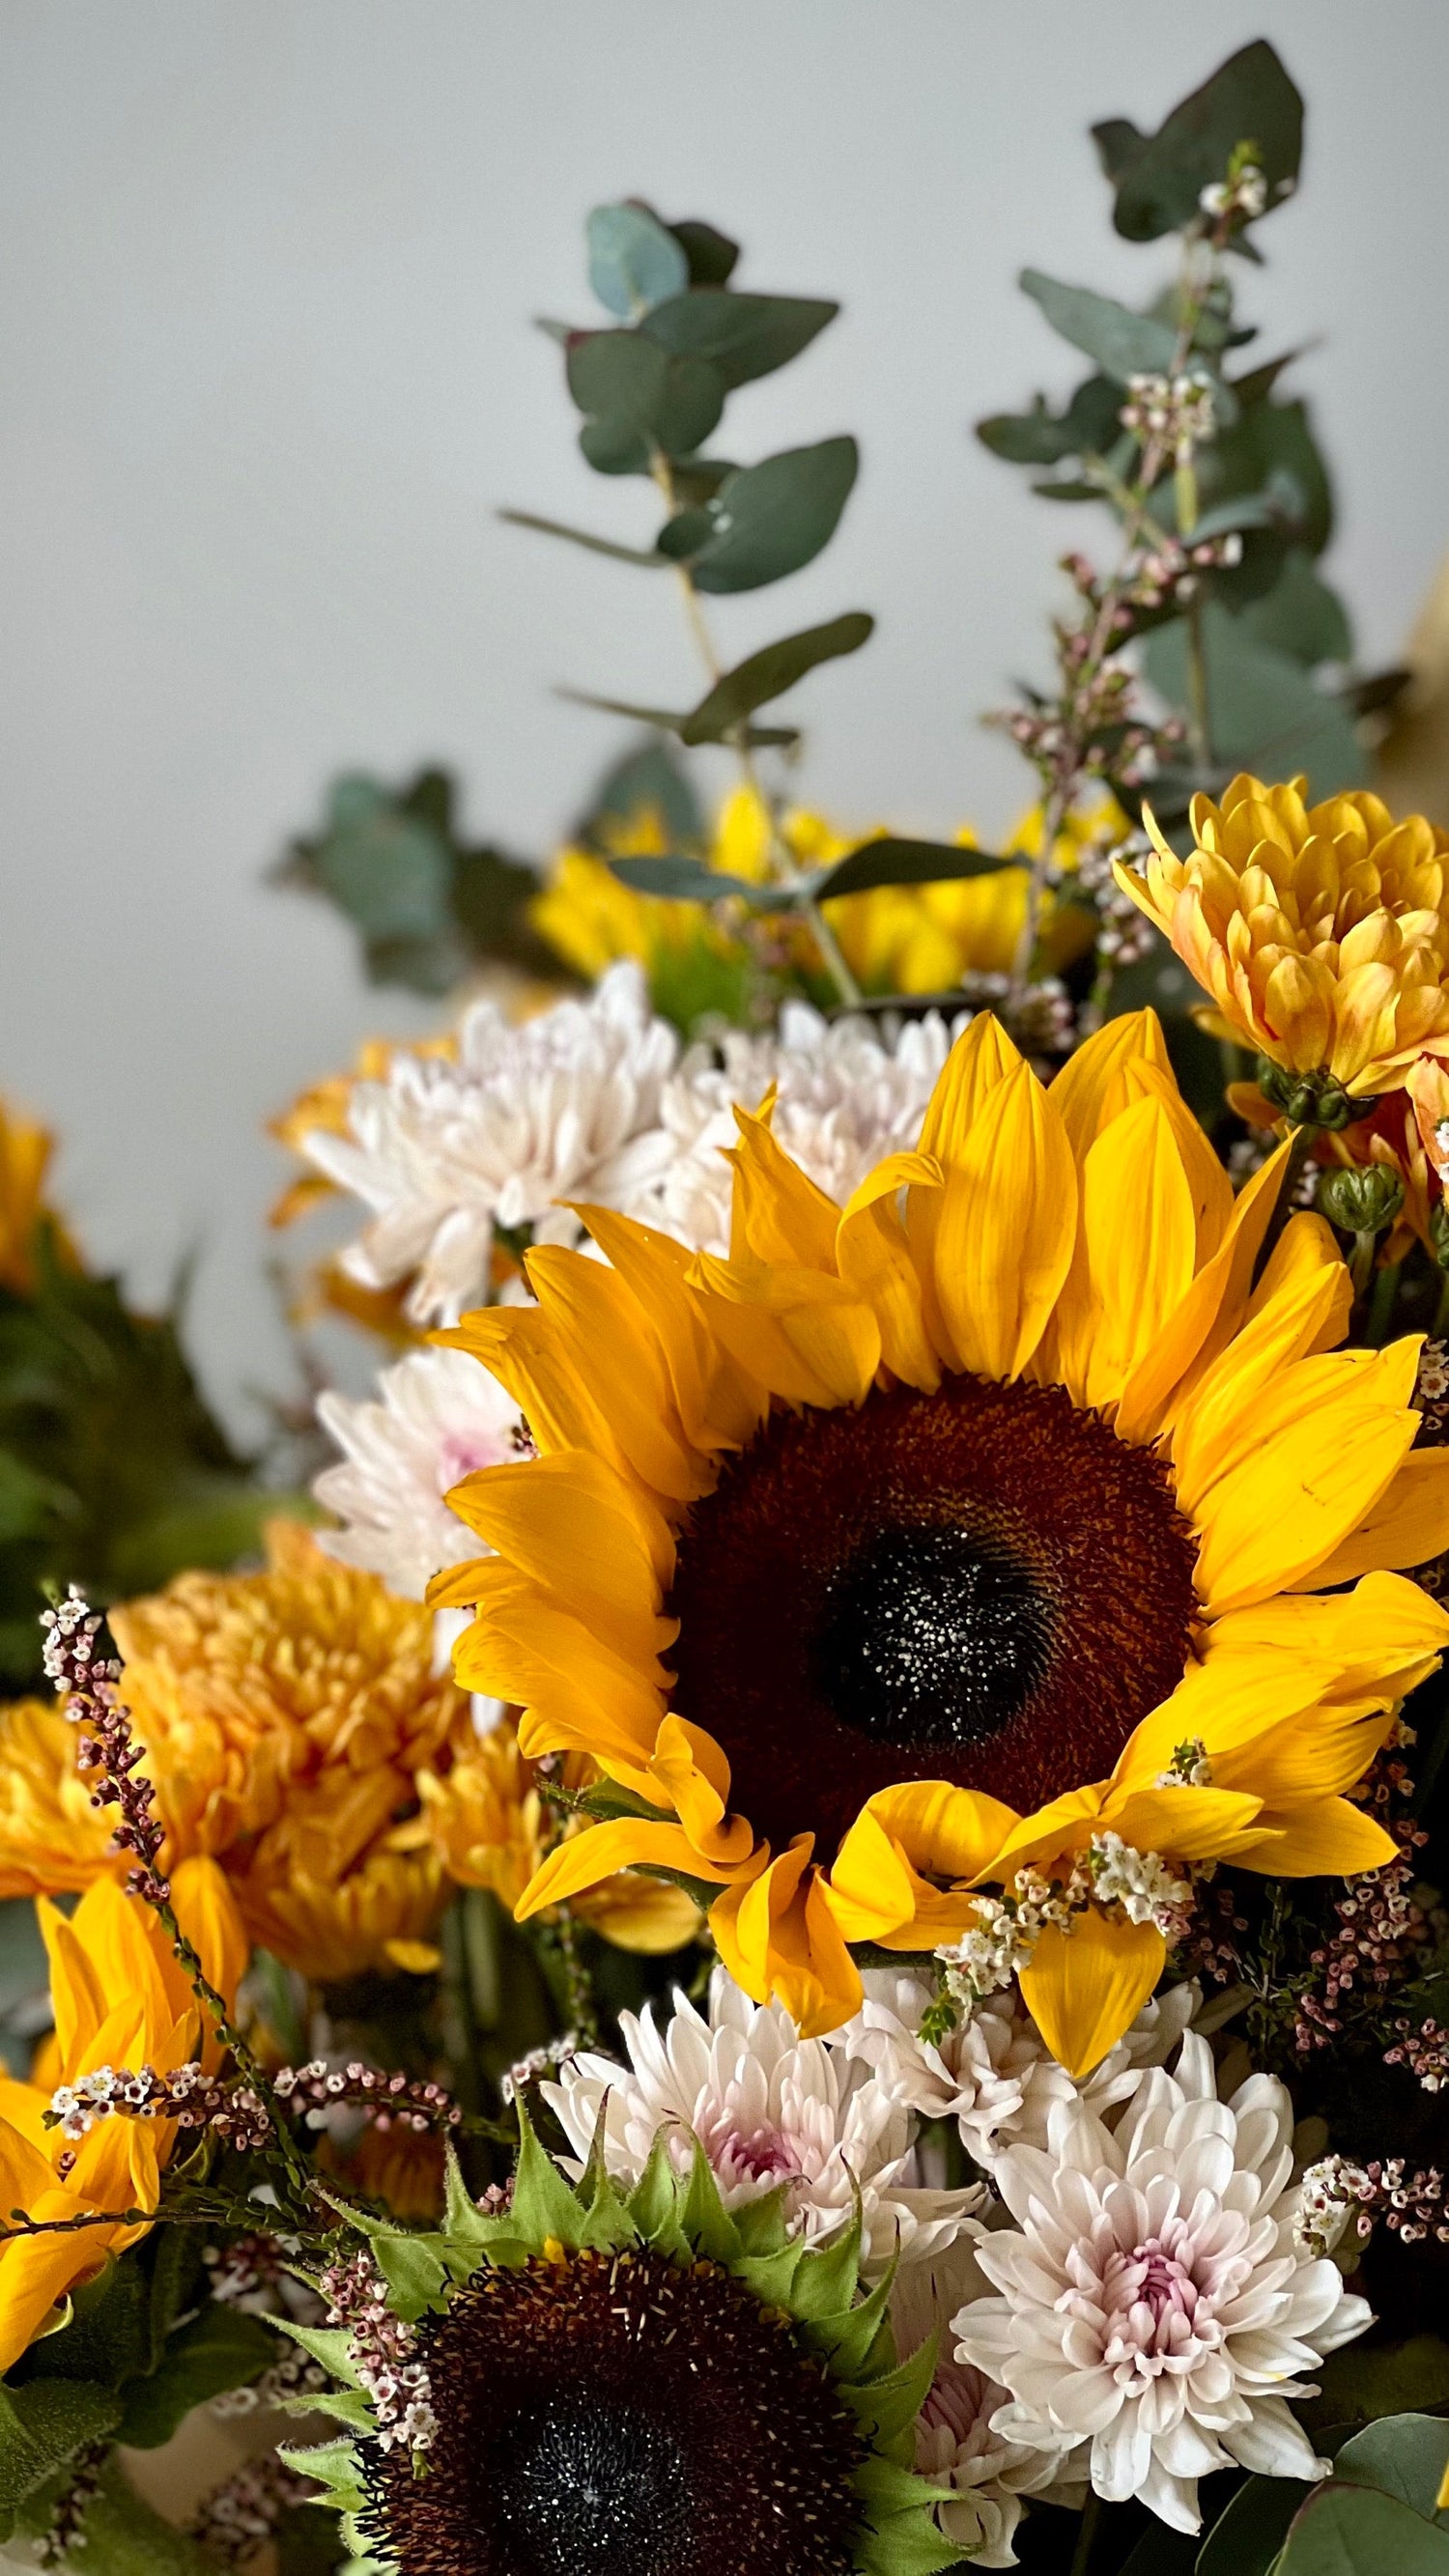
left=1142, top=603, right=1366, bottom=798
left=0, top=2379, right=122, bottom=2542
left=113, top=2303, right=277, bottom=2448
left=678, top=437, right=861, bottom=593
left=1186, top=2416, right=1449, bottom=2576
left=585, top=202, right=690, bottom=318
left=1020, top=268, right=1182, bottom=384
left=678, top=609, right=874, bottom=740
left=1095, top=40, right=1304, bottom=242
left=28, top=2457, right=212, bottom=2573
left=276, top=766, right=558, bottom=996
left=0, top=1233, right=268, bottom=1694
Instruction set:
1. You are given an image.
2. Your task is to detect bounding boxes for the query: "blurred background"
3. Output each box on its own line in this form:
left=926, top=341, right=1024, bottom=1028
left=3, top=0, right=1447, bottom=1430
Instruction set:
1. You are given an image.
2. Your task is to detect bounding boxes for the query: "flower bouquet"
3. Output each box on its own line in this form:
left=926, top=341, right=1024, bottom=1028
left=2, top=35, right=1448, bottom=2576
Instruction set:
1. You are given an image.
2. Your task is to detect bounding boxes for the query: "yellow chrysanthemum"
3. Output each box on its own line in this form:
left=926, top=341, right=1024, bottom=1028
left=1116, top=773, right=1449, bottom=1099
left=533, top=785, right=1111, bottom=1002
left=0, top=1099, right=80, bottom=1296
left=416, top=1718, right=701, bottom=1955
left=0, top=1699, right=122, bottom=1897
left=431, top=1009, right=1449, bottom=2077
left=0, top=1525, right=464, bottom=1984
left=0, top=1862, right=245, bottom=2371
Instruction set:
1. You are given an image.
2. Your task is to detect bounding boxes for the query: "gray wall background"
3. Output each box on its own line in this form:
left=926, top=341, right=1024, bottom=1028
left=3, top=1, right=1446, bottom=1430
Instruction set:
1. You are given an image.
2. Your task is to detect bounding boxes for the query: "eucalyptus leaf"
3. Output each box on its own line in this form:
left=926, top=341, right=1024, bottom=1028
left=567, top=329, right=724, bottom=466
left=977, top=373, right=1122, bottom=467
left=655, top=505, right=717, bottom=561
left=690, top=437, right=860, bottom=594
left=1236, top=548, right=1352, bottom=666
left=607, top=856, right=774, bottom=906
left=586, top=202, right=689, bottom=318
left=1142, top=603, right=1365, bottom=799
left=643, top=289, right=838, bottom=389
left=557, top=687, right=798, bottom=749
left=668, top=218, right=740, bottom=287
left=1105, top=41, right=1304, bottom=243
left=815, top=838, right=1016, bottom=903
left=497, top=508, right=666, bottom=567
left=1276, top=2481, right=1449, bottom=2574
left=1196, top=2471, right=1309, bottom=2576
left=678, top=609, right=874, bottom=743
left=576, top=739, right=703, bottom=851
left=1019, top=269, right=1179, bottom=384
left=1335, top=2415, right=1449, bottom=2528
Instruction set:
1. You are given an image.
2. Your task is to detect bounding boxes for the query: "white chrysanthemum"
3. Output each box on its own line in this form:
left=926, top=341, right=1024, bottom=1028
left=313, top=1345, right=523, bottom=1601
left=952, top=2033, right=1373, bottom=2534
left=619, top=1003, right=962, bottom=1255
left=300, top=963, right=679, bottom=1323
left=843, top=1971, right=1198, bottom=2170
left=892, top=2240, right=1083, bottom=2568
left=542, top=1967, right=982, bottom=2271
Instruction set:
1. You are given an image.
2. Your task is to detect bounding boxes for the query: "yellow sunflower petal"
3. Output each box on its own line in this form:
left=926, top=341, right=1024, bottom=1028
left=446, top=1451, right=674, bottom=1657
left=1046, top=1006, right=1173, bottom=1162
left=1018, top=1909, right=1166, bottom=2079
left=525, top=1248, right=708, bottom=1503
left=929, top=1060, right=1078, bottom=1380
left=457, top=1566, right=666, bottom=1765
left=1114, top=1138, right=1293, bottom=1445
left=1234, top=1797, right=1398, bottom=1878
left=1099, top=1783, right=1269, bottom=1863
left=690, top=1257, right=881, bottom=1408
left=711, top=1840, right=863, bottom=2038
left=1170, top=1212, right=1353, bottom=1510
left=1293, top=1450, right=1449, bottom=1588
left=647, top=1715, right=754, bottom=1865
left=1077, top=1094, right=1198, bottom=1410
left=836, top=1152, right=943, bottom=1392
left=725, top=1105, right=841, bottom=1272
left=567, top=1203, right=765, bottom=1453
left=860, top=1779, right=1021, bottom=1883
left=515, top=1818, right=730, bottom=1921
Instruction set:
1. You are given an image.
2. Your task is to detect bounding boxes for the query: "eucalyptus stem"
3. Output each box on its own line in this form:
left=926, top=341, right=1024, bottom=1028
left=1184, top=587, right=1211, bottom=769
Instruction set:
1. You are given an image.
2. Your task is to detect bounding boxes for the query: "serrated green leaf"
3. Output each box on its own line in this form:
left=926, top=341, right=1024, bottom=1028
left=1107, top=41, right=1303, bottom=244
left=853, top=2454, right=954, bottom=2518
left=497, top=507, right=666, bottom=567
left=725, top=2188, right=792, bottom=2257
left=679, top=609, right=873, bottom=744
left=279, top=2440, right=368, bottom=2512
left=115, top=2302, right=276, bottom=2448
left=511, top=2105, right=588, bottom=2249
left=679, top=2141, right=741, bottom=2261
left=586, top=202, right=689, bottom=318
left=1336, top=2416, right=1449, bottom=2529
left=370, top=2230, right=448, bottom=2322
left=808, top=2269, right=894, bottom=2383
left=668, top=219, right=740, bottom=288
left=643, top=289, right=837, bottom=389
left=271, top=2321, right=368, bottom=2394
left=1020, top=269, right=1179, bottom=384
left=814, top=836, right=1014, bottom=904
left=847, top=2335, right=939, bottom=2447
left=790, top=2218, right=863, bottom=2324
left=854, top=2499, right=966, bottom=2576
left=689, top=437, right=859, bottom=594
left=1276, top=2480, right=1449, bottom=2574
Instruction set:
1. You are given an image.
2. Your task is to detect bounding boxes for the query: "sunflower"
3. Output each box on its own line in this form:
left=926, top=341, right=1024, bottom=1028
left=1115, top=774, right=1449, bottom=1107
left=433, top=1009, right=1449, bottom=2076
left=0, top=1097, right=79, bottom=1296
left=0, top=1863, right=245, bottom=2371
left=286, top=2114, right=957, bottom=2576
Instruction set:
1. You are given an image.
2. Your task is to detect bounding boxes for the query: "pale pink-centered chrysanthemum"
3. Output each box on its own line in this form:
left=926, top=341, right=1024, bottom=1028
left=298, top=962, right=679, bottom=1325
left=952, top=2032, right=1372, bottom=2533
left=314, top=1345, right=523, bottom=1602
left=891, top=2239, right=1084, bottom=2568
left=842, top=1970, right=1198, bottom=2170
left=542, top=1967, right=982, bottom=2272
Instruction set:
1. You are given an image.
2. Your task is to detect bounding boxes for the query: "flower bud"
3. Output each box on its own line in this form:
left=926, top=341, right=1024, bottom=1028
left=1256, top=1057, right=1380, bottom=1133
left=1315, top=1163, right=1405, bottom=1237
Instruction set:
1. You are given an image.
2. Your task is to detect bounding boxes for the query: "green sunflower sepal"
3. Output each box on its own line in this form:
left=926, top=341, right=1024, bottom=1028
left=271, top=2108, right=966, bottom=2575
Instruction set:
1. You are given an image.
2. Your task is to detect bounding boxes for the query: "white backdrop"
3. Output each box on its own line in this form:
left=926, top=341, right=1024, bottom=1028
left=2, top=0, right=1446, bottom=1428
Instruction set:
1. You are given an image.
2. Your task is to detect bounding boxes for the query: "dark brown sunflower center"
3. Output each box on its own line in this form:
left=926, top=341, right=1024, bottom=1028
left=667, top=1372, right=1200, bottom=1861
left=374, top=2249, right=867, bottom=2576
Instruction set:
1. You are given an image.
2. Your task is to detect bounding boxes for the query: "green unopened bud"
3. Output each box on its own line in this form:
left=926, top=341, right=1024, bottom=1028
left=1256, top=1057, right=1379, bottom=1133
left=1315, top=1163, right=1405, bottom=1237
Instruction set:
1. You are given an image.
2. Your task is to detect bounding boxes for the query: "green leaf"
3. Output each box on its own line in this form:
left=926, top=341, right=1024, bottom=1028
left=643, top=289, right=837, bottom=389
left=369, top=2230, right=448, bottom=2322
left=43, top=2458, right=212, bottom=2575
left=497, top=508, right=666, bottom=567
left=679, top=2141, right=741, bottom=2262
left=586, top=202, right=689, bottom=318
left=1019, top=269, right=1179, bottom=384
left=668, top=218, right=740, bottom=288
left=1336, top=2416, right=1449, bottom=2528
left=557, top=688, right=799, bottom=750
left=655, top=505, right=717, bottom=561
left=1236, top=550, right=1352, bottom=666
left=1196, top=394, right=1332, bottom=560
left=0, top=2383, right=120, bottom=2541
left=13, top=2253, right=151, bottom=2392
left=607, top=856, right=773, bottom=906
left=1142, top=603, right=1366, bottom=799
left=1092, top=116, right=1148, bottom=183
left=1197, top=2473, right=1310, bottom=2576
left=1105, top=41, right=1304, bottom=243
left=977, top=373, right=1123, bottom=467
left=1277, top=2481, right=1449, bottom=2575
left=689, top=437, right=860, bottom=595
left=678, top=609, right=874, bottom=744
left=115, top=2304, right=277, bottom=2448
left=271, top=2321, right=368, bottom=2394
left=814, top=836, right=1014, bottom=903
left=577, top=739, right=704, bottom=852
left=309, top=784, right=453, bottom=945
left=566, top=329, right=725, bottom=469
left=510, top=2105, right=588, bottom=2249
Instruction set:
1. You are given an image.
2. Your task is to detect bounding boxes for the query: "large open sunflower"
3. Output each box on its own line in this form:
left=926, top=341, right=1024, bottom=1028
left=432, top=1011, right=1449, bottom=2075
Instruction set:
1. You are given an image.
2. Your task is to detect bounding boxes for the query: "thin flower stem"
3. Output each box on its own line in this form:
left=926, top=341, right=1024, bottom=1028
left=1366, top=1259, right=1403, bottom=1347
left=1068, top=2491, right=1103, bottom=2576
left=552, top=1905, right=600, bottom=2050
left=1434, top=1267, right=1449, bottom=1338
left=1256, top=1120, right=1320, bottom=1277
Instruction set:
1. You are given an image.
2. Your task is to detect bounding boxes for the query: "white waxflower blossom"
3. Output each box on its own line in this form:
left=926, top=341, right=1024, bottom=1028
left=952, top=2033, right=1373, bottom=2534
left=542, top=1967, right=982, bottom=2273
left=892, top=2239, right=1085, bottom=2567
left=841, top=1972, right=1198, bottom=2172
left=619, top=1002, right=962, bottom=1255
left=313, top=1345, right=523, bottom=1601
left=298, top=963, right=680, bottom=1324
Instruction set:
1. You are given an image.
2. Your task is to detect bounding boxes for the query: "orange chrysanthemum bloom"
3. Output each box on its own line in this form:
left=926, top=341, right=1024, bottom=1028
left=1115, top=775, right=1449, bottom=1100
left=0, top=1099, right=80, bottom=1296
left=431, top=1009, right=1449, bottom=2075
left=0, top=1525, right=464, bottom=1982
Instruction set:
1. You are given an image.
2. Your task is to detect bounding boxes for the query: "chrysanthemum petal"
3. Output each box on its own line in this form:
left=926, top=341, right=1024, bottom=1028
left=1018, top=1909, right=1166, bottom=2080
